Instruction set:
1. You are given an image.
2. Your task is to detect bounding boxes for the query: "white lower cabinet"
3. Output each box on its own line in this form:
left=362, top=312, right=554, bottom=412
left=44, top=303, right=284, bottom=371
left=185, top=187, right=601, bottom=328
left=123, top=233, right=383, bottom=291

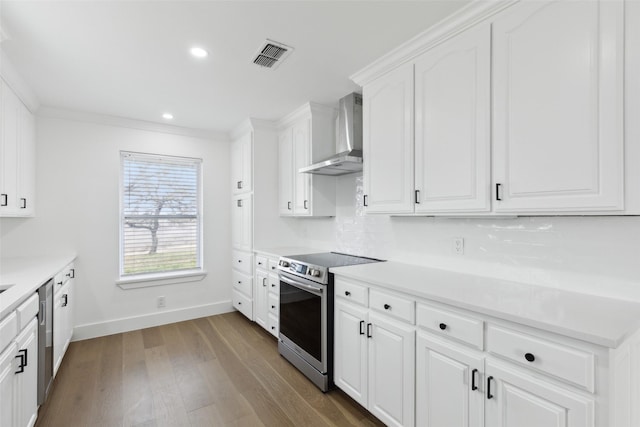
left=334, top=280, right=415, bottom=427
left=53, top=277, right=74, bottom=376
left=485, top=358, right=595, bottom=427
left=253, top=253, right=280, bottom=337
left=254, top=269, right=269, bottom=329
left=416, top=331, right=484, bottom=427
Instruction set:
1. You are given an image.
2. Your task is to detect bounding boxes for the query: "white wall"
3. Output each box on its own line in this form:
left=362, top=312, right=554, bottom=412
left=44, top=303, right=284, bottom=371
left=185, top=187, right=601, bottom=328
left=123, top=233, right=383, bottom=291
left=292, top=174, right=640, bottom=302
left=0, top=114, right=232, bottom=339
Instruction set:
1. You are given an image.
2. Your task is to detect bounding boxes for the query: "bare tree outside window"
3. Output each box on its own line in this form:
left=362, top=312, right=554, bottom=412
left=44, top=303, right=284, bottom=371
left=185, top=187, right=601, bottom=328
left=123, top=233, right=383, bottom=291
left=121, top=152, right=202, bottom=276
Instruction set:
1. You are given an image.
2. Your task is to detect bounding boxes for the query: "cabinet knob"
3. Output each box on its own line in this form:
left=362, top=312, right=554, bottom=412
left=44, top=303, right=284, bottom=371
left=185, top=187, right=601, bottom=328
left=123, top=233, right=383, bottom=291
left=238, top=301, right=242, bottom=305
left=524, top=353, right=535, bottom=362
left=383, top=304, right=391, bottom=310
left=271, top=305, right=275, bottom=309
left=345, top=291, right=351, bottom=296
left=271, top=326, right=275, bottom=330
left=439, top=323, right=447, bottom=330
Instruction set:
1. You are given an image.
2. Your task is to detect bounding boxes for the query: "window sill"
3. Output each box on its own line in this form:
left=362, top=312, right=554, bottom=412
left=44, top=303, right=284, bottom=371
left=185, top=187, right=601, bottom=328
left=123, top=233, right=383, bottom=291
left=116, top=270, right=207, bottom=290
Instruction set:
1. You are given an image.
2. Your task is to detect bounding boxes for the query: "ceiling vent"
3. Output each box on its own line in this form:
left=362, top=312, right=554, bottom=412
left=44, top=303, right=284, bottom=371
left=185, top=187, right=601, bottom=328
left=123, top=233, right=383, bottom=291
left=253, top=39, right=293, bottom=70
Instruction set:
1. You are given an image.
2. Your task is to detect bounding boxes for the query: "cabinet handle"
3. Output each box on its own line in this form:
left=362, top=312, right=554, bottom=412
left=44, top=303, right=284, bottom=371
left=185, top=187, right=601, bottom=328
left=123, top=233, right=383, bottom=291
left=20, top=198, right=26, bottom=209
left=439, top=323, right=447, bottom=330
left=415, top=190, right=420, bottom=204
left=345, top=291, right=351, bottom=296
left=304, top=200, right=308, bottom=210
left=40, top=302, right=46, bottom=326
left=271, top=284, right=275, bottom=288
left=524, top=353, right=535, bottom=362
left=0, top=194, right=7, bottom=206
left=359, top=320, right=365, bottom=335
left=287, top=201, right=292, bottom=210
left=363, top=194, right=368, bottom=207
left=262, top=278, right=267, bottom=287
left=237, top=181, right=243, bottom=189
left=471, top=368, right=478, bottom=391
left=237, top=199, right=243, bottom=207
left=15, top=349, right=27, bottom=373
left=62, top=294, right=68, bottom=307
left=487, top=376, right=494, bottom=399
left=366, top=323, right=373, bottom=338
left=495, top=183, right=502, bottom=201
left=57, top=281, right=63, bottom=286
left=383, top=304, right=391, bottom=310
left=70, top=269, right=75, bottom=278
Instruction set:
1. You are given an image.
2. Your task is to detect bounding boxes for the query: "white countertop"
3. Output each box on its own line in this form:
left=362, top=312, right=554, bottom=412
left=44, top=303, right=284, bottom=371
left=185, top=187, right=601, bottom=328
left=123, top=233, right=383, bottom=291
left=254, top=246, right=325, bottom=258
left=332, top=261, right=640, bottom=348
left=0, top=255, right=76, bottom=319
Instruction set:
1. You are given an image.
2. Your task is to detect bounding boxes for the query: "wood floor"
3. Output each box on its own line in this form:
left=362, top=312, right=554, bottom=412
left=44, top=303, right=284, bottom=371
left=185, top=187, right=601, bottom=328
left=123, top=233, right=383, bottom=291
left=35, top=312, right=384, bottom=427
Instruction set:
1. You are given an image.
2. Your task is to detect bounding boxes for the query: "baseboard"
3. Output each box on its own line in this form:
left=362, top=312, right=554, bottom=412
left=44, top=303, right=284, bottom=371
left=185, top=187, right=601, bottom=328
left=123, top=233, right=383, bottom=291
left=72, top=300, right=235, bottom=341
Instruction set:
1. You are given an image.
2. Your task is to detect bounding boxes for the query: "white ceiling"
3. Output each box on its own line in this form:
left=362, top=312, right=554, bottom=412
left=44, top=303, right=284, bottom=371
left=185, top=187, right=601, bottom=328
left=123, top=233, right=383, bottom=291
left=0, top=0, right=470, bottom=134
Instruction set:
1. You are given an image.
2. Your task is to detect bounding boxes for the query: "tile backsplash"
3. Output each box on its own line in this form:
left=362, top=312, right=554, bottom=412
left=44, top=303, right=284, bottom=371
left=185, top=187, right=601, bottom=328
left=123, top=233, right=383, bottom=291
left=293, top=174, right=640, bottom=301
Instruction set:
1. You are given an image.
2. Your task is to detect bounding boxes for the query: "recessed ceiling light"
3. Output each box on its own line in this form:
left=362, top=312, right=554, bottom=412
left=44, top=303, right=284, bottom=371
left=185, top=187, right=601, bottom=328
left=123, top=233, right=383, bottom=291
left=162, top=113, right=174, bottom=120
left=190, top=47, right=208, bottom=58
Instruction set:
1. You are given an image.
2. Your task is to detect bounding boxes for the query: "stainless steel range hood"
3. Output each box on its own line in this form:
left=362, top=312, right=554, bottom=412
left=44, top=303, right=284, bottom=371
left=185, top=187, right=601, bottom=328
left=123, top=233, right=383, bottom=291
left=299, top=92, right=363, bottom=176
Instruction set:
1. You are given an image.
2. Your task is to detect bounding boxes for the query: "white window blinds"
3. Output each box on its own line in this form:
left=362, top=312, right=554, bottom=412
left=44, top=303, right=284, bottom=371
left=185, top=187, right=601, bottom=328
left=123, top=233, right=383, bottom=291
left=120, top=152, right=202, bottom=277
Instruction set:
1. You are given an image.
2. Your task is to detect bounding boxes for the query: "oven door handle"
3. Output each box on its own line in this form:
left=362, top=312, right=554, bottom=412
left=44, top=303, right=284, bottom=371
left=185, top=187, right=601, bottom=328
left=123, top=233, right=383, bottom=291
left=279, top=275, right=324, bottom=297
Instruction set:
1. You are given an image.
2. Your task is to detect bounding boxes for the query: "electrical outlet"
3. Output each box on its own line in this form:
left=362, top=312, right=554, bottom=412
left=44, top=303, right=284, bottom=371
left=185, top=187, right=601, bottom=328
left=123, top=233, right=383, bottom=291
left=157, top=296, right=166, bottom=308
left=453, top=237, right=464, bottom=255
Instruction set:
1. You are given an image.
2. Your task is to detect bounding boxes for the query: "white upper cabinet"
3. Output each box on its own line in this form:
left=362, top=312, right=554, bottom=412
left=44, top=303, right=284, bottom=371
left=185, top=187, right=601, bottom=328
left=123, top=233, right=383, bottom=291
left=354, top=0, right=630, bottom=216
left=0, top=79, right=35, bottom=217
left=278, top=102, right=336, bottom=217
left=231, top=131, right=252, bottom=194
left=362, top=63, right=414, bottom=214
left=492, top=0, right=624, bottom=213
left=414, top=23, right=491, bottom=213
left=231, top=193, right=253, bottom=251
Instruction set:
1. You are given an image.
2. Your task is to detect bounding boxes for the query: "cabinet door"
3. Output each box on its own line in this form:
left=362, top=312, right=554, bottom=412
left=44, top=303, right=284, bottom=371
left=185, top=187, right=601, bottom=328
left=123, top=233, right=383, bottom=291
left=0, top=79, right=20, bottom=216
left=14, top=318, right=38, bottom=427
left=231, top=194, right=253, bottom=251
left=231, top=132, right=252, bottom=194
left=368, top=312, right=415, bottom=427
left=416, top=332, right=484, bottom=427
left=292, top=119, right=311, bottom=215
left=254, top=270, right=268, bottom=329
left=278, top=129, right=294, bottom=215
left=334, top=300, right=368, bottom=407
left=0, top=342, right=17, bottom=427
left=53, top=284, right=71, bottom=376
left=16, top=103, right=35, bottom=216
left=363, top=63, right=415, bottom=214
left=492, top=0, right=624, bottom=212
left=414, top=23, right=491, bottom=213
left=485, top=359, right=595, bottom=427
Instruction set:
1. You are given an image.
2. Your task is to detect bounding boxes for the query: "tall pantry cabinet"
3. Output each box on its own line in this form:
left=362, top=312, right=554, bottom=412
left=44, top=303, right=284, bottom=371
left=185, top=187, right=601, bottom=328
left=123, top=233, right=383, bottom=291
left=230, top=120, right=280, bottom=321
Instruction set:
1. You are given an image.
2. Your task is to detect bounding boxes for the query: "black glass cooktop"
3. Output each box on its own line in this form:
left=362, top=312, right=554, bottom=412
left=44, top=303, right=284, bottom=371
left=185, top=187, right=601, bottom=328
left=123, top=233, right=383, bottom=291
left=284, top=252, right=383, bottom=268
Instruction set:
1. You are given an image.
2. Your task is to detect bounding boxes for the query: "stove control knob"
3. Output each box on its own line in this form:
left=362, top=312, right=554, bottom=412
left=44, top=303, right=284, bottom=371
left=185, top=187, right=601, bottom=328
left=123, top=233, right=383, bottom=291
left=279, top=260, right=290, bottom=268
left=309, top=269, right=321, bottom=278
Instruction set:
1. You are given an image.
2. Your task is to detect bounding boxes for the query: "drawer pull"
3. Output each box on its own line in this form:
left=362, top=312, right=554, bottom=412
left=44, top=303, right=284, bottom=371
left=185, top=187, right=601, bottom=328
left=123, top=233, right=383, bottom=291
left=487, top=376, right=494, bottom=399
left=345, top=291, right=351, bottom=296
left=359, top=320, right=365, bottom=335
left=524, top=353, right=535, bottom=362
left=383, top=304, right=391, bottom=310
left=271, top=305, right=275, bottom=309
left=366, top=323, right=373, bottom=338
left=258, top=262, right=262, bottom=265
left=471, top=368, right=478, bottom=391
left=271, top=284, right=275, bottom=288
left=439, top=323, right=447, bottom=330
left=271, top=326, right=275, bottom=330
left=238, top=301, right=242, bottom=305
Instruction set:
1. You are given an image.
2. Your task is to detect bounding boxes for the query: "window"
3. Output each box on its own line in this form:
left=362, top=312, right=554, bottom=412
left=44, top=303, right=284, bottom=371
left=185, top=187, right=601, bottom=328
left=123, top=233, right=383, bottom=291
left=120, top=151, right=202, bottom=279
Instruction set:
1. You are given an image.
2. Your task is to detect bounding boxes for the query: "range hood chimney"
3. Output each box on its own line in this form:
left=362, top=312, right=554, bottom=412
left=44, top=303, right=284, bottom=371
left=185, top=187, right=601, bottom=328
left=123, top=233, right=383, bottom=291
left=299, top=92, right=363, bottom=176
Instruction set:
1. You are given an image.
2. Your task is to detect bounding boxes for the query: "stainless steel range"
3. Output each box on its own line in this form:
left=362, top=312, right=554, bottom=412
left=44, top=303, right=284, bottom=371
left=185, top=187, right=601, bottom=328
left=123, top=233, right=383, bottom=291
left=277, top=252, right=383, bottom=391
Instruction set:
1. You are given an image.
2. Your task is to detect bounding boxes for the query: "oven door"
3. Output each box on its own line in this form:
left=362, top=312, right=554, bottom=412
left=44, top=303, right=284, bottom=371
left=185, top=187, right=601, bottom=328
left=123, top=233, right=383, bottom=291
left=279, top=272, right=327, bottom=373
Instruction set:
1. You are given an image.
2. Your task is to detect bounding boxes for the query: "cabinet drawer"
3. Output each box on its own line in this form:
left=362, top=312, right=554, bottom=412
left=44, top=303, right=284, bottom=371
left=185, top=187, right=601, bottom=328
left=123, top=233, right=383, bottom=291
left=267, top=313, right=278, bottom=337
left=232, top=289, right=253, bottom=320
left=335, top=278, right=368, bottom=307
left=16, top=293, right=39, bottom=331
left=486, top=324, right=595, bottom=392
left=0, top=311, right=17, bottom=353
left=268, top=293, right=279, bottom=316
left=268, top=273, right=279, bottom=295
left=268, top=258, right=279, bottom=273
left=232, top=250, right=253, bottom=275
left=416, top=302, right=483, bottom=349
left=369, top=289, right=414, bottom=324
left=232, top=270, right=253, bottom=297
left=255, top=255, right=268, bottom=270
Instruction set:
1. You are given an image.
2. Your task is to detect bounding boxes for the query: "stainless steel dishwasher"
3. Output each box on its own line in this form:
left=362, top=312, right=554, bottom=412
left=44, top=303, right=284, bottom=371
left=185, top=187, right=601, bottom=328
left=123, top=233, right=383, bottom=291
left=37, top=278, right=54, bottom=405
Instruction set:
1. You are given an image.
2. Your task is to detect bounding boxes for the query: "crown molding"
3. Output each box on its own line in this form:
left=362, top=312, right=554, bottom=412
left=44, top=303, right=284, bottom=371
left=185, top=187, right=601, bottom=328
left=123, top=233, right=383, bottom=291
left=230, top=117, right=277, bottom=141
left=350, top=0, right=518, bottom=87
left=0, top=50, right=40, bottom=113
left=277, top=101, right=336, bottom=130
left=37, top=106, right=230, bottom=141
